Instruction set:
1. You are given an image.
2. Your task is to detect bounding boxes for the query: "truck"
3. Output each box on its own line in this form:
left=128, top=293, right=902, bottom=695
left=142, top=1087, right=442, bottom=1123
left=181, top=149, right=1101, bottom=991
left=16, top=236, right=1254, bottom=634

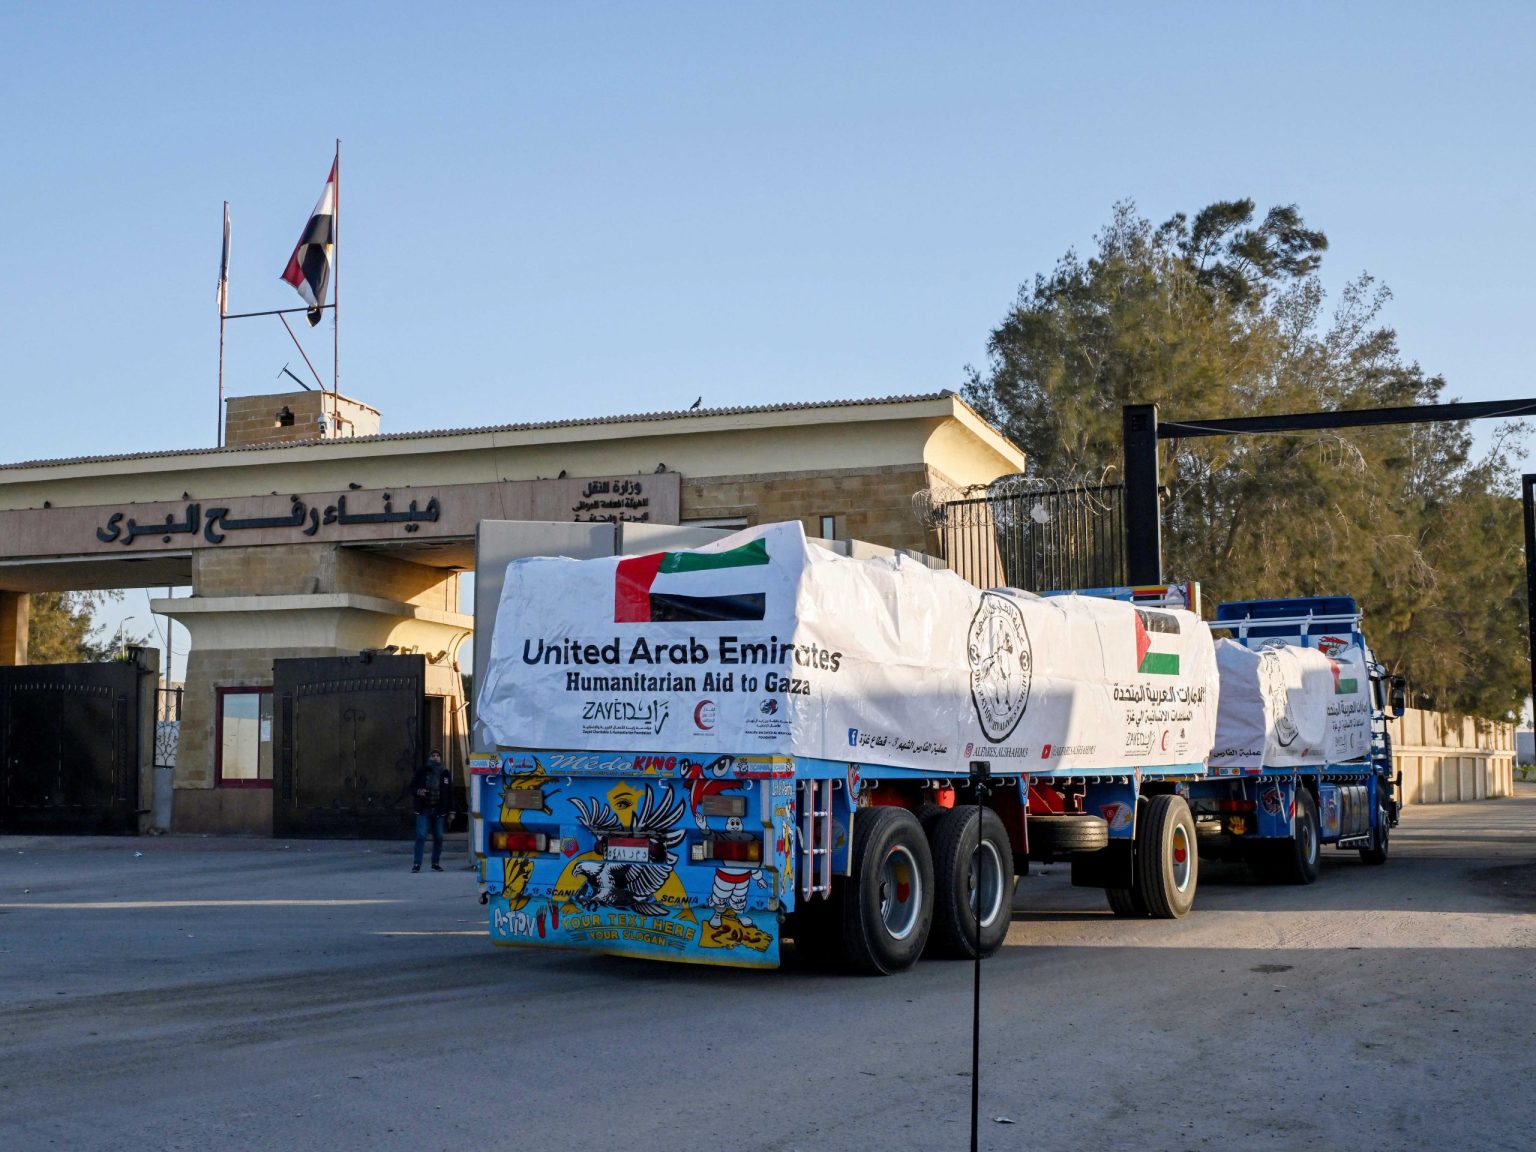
left=468, top=520, right=1402, bottom=974
left=1044, top=586, right=1404, bottom=907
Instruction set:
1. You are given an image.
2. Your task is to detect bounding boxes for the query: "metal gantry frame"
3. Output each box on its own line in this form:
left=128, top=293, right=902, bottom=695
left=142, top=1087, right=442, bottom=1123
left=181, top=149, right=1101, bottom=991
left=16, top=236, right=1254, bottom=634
left=1122, top=398, right=1536, bottom=721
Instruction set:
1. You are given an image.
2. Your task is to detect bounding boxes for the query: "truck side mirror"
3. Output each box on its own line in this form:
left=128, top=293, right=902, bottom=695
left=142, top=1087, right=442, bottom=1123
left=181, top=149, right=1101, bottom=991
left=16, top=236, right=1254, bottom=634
left=1388, top=676, right=1407, bottom=719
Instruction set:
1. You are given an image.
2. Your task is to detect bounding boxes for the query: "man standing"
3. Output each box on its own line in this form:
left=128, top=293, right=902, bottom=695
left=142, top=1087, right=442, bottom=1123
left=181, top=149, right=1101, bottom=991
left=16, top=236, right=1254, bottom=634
left=411, top=750, right=455, bottom=872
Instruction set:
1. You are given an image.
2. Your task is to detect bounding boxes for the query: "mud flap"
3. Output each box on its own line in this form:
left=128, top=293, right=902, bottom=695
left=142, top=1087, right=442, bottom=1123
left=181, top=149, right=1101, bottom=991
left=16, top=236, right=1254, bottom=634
left=1071, top=840, right=1133, bottom=889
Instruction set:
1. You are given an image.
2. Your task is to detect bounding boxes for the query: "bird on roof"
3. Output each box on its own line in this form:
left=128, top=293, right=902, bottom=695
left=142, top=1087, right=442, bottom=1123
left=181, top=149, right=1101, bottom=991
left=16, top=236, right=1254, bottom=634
left=689, top=397, right=702, bottom=410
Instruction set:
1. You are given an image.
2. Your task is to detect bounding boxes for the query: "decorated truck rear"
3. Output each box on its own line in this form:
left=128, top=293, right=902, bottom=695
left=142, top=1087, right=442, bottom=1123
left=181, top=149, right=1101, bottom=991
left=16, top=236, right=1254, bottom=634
left=471, top=520, right=1233, bottom=973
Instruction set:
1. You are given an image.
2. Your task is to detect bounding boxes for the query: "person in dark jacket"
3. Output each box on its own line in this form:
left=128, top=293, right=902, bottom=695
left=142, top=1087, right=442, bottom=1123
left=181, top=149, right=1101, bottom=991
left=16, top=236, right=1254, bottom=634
left=410, top=750, right=455, bottom=872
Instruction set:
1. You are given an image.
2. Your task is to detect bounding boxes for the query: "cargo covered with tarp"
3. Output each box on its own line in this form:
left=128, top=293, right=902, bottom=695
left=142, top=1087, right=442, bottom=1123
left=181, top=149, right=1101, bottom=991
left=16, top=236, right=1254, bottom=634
left=1209, top=639, right=1372, bottom=770
left=477, top=521, right=1220, bottom=774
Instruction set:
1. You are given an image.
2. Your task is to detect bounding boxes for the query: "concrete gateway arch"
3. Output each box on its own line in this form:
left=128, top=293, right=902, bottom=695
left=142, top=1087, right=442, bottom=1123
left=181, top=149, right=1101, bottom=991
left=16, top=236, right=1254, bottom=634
left=0, top=389, right=1023, bottom=835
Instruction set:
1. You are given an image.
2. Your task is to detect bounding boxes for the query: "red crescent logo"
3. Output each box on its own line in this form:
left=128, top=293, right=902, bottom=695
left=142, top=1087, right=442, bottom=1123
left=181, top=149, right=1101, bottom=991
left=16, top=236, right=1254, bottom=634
left=1160, top=730, right=1169, bottom=751
left=693, top=700, right=715, bottom=730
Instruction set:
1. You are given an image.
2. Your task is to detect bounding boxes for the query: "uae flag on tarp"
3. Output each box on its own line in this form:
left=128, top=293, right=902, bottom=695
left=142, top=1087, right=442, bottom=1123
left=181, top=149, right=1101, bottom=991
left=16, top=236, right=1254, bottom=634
left=1134, top=609, right=1182, bottom=675
left=615, top=539, right=771, bottom=623
left=280, top=159, right=336, bottom=326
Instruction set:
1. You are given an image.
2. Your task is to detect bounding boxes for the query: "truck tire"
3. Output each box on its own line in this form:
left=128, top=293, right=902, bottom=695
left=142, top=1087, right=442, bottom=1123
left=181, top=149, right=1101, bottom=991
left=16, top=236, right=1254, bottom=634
left=1134, top=794, right=1198, bottom=919
left=1358, top=804, right=1390, bottom=865
left=1262, top=788, right=1321, bottom=885
left=914, top=803, right=946, bottom=837
left=1027, top=814, right=1110, bottom=857
left=927, top=806, right=1015, bottom=959
left=840, top=806, right=934, bottom=975
left=1104, top=885, right=1147, bottom=917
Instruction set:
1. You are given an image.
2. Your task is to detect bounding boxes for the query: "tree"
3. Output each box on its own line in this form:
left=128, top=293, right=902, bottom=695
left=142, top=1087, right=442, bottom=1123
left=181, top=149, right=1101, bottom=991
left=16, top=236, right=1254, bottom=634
left=25, top=591, right=131, bottom=663
left=964, top=199, right=1528, bottom=719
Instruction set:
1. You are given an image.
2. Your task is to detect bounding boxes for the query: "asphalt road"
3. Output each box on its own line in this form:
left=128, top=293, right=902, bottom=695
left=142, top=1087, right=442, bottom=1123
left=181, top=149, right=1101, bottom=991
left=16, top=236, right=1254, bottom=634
left=4, top=788, right=1534, bottom=1152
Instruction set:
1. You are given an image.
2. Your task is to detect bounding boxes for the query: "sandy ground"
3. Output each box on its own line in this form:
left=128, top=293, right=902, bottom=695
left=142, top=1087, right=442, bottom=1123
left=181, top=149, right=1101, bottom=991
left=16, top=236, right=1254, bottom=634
left=3, top=786, right=1533, bottom=1152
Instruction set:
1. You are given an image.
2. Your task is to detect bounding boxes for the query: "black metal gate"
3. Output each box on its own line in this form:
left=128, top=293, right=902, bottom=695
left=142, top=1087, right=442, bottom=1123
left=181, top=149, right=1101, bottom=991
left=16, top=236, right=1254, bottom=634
left=935, top=481, right=1126, bottom=592
left=272, top=653, right=426, bottom=839
left=0, top=662, right=145, bottom=835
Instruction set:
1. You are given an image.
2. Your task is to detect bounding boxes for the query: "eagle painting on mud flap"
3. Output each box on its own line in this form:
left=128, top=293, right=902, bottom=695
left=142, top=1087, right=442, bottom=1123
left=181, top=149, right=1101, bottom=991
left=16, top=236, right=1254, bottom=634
left=568, top=785, right=688, bottom=916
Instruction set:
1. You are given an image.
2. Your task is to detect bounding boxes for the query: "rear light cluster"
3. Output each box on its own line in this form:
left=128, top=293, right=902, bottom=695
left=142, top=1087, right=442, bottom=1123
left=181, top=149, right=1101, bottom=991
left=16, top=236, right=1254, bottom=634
left=489, top=827, right=562, bottom=854
left=691, top=836, right=763, bottom=864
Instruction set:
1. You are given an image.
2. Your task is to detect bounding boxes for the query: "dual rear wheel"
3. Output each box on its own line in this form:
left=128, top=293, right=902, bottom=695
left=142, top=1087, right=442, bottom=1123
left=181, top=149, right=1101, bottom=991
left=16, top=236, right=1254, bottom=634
left=1105, top=794, right=1198, bottom=919
left=795, top=803, right=1016, bottom=975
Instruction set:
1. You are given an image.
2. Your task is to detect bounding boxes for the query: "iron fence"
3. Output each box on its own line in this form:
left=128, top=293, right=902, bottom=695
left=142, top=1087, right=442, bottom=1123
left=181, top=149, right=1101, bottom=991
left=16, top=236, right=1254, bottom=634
left=932, top=482, right=1125, bottom=592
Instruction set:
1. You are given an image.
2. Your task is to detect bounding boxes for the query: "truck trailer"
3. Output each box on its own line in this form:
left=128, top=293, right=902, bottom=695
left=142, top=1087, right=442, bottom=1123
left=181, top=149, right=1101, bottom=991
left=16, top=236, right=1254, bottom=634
left=468, top=520, right=1400, bottom=974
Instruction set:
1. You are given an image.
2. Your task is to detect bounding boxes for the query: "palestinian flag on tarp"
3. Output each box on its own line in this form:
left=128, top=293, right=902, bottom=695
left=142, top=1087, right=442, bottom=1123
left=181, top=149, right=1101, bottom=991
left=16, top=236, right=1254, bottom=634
left=280, top=158, right=336, bottom=326
left=615, top=539, right=770, bottom=623
left=1134, top=609, right=1181, bottom=675
left=1328, top=658, right=1359, bottom=695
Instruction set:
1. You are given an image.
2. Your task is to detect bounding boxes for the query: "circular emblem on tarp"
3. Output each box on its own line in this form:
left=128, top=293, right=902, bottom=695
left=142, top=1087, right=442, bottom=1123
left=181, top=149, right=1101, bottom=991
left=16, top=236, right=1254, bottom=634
left=967, top=592, right=1032, bottom=742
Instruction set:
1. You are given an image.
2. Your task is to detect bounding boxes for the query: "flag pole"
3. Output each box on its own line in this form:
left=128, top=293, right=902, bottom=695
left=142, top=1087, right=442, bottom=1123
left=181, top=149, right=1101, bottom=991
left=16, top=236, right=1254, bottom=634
left=217, top=201, right=229, bottom=447
left=332, top=138, right=340, bottom=434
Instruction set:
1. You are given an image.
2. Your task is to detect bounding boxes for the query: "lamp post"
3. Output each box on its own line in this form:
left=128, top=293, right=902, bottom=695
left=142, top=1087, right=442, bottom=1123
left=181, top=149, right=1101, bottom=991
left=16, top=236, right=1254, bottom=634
left=115, top=617, right=136, bottom=660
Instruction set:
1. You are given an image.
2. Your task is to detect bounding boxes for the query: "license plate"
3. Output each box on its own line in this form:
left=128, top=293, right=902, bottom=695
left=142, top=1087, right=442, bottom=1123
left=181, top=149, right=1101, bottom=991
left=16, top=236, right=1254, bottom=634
left=605, top=838, right=651, bottom=863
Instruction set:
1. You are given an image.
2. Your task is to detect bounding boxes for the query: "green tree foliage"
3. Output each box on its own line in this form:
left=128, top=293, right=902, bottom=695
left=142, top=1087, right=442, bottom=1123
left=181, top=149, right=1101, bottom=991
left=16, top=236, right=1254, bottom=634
left=964, top=200, right=1528, bottom=719
left=25, top=591, right=126, bottom=663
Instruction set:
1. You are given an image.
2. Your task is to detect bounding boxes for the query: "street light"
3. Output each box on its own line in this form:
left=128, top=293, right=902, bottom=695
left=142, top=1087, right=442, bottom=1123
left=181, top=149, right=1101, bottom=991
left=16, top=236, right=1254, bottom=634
left=115, top=617, right=137, bottom=659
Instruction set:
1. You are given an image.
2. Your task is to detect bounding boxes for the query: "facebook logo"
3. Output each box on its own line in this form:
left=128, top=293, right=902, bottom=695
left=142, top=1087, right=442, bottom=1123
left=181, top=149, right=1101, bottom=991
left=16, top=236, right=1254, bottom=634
left=847, top=728, right=859, bottom=747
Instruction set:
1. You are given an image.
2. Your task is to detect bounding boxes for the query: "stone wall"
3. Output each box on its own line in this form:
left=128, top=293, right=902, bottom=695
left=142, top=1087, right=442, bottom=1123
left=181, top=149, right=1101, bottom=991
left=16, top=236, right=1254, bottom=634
left=682, top=464, right=935, bottom=552
left=224, top=390, right=380, bottom=446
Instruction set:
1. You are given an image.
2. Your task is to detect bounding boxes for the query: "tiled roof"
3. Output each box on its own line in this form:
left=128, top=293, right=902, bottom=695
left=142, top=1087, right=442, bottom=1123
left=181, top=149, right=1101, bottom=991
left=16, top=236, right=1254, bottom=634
left=0, top=391, right=960, bottom=472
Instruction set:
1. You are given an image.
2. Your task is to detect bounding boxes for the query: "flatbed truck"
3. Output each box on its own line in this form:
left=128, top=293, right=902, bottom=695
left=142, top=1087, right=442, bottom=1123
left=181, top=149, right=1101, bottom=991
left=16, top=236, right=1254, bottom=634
left=469, top=522, right=1401, bottom=974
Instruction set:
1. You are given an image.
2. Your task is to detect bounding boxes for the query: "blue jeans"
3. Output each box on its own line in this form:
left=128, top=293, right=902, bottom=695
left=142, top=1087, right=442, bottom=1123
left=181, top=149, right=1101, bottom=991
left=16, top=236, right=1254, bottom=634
left=414, top=813, right=445, bottom=867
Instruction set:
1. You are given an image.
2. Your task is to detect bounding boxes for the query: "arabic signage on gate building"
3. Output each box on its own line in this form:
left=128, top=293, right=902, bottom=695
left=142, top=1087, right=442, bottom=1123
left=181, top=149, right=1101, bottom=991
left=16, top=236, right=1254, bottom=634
left=0, top=474, right=681, bottom=561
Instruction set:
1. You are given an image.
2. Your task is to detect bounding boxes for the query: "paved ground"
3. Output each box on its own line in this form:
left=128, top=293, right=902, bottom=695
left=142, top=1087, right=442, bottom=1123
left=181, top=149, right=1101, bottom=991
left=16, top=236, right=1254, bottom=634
left=3, top=788, right=1534, bottom=1152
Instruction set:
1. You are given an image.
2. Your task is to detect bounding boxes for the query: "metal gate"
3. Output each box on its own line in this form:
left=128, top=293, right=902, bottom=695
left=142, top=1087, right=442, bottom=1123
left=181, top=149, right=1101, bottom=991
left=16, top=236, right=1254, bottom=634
left=932, top=481, right=1126, bottom=592
left=272, top=653, right=426, bottom=839
left=0, top=661, right=148, bottom=835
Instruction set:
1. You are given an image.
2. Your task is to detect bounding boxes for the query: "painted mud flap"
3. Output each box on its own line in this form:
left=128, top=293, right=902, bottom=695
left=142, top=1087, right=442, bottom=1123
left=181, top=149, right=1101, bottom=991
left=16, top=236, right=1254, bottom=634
left=474, top=750, right=796, bottom=969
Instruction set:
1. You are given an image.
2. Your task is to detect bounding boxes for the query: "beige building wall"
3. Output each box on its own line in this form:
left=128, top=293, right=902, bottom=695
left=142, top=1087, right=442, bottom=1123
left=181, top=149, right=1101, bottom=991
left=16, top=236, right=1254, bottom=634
left=164, top=542, right=471, bottom=832
left=1390, top=707, right=1516, bottom=804
left=0, top=390, right=1026, bottom=835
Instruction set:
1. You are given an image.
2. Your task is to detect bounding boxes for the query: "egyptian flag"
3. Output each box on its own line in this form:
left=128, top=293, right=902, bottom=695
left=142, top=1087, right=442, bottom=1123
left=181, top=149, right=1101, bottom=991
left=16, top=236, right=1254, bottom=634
left=1134, top=609, right=1181, bottom=675
left=280, top=159, right=336, bottom=326
left=615, top=539, right=770, bottom=623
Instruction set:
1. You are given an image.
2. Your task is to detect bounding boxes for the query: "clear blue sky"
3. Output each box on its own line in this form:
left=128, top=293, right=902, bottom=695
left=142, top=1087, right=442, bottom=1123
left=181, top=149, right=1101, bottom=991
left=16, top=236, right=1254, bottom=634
left=2, top=2, right=1532, bottom=465
left=2, top=3, right=1533, bottom=676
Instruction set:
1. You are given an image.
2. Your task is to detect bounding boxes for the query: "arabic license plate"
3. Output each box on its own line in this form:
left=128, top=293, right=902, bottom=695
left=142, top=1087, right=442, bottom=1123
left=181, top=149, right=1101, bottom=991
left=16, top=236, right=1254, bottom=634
left=605, top=838, right=652, bottom=863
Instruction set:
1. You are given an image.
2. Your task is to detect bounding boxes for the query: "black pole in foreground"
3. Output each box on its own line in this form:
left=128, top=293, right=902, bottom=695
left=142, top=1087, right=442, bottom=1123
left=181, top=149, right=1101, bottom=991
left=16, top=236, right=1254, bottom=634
left=1522, top=476, right=1536, bottom=738
left=969, top=759, right=992, bottom=1152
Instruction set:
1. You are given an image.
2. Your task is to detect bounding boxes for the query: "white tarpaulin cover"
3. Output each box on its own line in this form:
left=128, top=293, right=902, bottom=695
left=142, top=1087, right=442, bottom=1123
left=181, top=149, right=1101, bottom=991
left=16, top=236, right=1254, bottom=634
left=477, top=521, right=1221, bottom=774
left=1209, top=638, right=1373, bottom=769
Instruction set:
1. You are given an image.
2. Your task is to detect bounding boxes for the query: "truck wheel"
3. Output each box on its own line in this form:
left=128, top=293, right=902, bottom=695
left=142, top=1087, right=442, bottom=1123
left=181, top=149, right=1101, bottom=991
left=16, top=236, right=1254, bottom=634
left=1358, top=804, right=1390, bottom=865
left=927, top=806, right=1015, bottom=959
left=840, top=806, right=934, bottom=975
left=1279, top=789, right=1322, bottom=885
left=1027, top=814, right=1110, bottom=857
left=1104, top=885, right=1147, bottom=917
left=1134, top=794, right=1198, bottom=919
